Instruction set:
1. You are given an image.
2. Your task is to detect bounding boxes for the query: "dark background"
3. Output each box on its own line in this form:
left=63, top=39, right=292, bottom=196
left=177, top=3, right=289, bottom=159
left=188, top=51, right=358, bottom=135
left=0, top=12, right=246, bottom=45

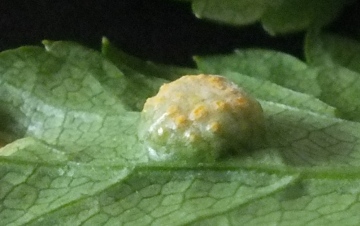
left=1, top=0, right=359, bottom=66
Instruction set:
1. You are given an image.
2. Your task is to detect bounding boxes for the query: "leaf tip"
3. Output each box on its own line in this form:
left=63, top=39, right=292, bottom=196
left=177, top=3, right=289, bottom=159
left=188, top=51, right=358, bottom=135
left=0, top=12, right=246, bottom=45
left=42, top=40, right=56, bottom=52
left=192, top=55, right=201, bottom=63
left=101, top=36, right=110, bottom=46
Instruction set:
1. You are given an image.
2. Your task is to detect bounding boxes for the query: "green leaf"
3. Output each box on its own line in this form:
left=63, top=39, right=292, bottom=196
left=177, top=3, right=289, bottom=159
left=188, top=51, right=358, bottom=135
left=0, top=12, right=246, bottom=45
left=261, top=0, right=349, bottom=35
left=305, top=31, right=360, bottom=121
left=3, top=40, right=360, bottom=225
left=0, top=137, right=69, bottom=163
left=101, top=37, right=199, bottom=81
left=317, top=66, right=360, bottom=121
left=213, top=71, right=336, bottom=117
left=43, top=40, right=166, bottom=111
left=0, top=158, right=131, bottom=226
left=305, top=31, right=360, bottom=73
left=194, top=49, right=321, bottom=97
left=191, top=174, right=360, bottom=225
left=0, top=43, right=147, bottom=165
left=192, top=0, right=271, bottom=26
left=24, top=167, right=298, bottom=225
left=258, top=101, right=360, bottom=167
left=194, top=48, right=360, bottom=122
left=183, top=0, right=354, bottom=34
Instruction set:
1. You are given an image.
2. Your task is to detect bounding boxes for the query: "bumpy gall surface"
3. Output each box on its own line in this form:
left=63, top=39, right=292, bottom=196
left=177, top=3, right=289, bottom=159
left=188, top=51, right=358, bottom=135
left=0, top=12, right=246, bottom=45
left=139, top=74, right=265, bottom=162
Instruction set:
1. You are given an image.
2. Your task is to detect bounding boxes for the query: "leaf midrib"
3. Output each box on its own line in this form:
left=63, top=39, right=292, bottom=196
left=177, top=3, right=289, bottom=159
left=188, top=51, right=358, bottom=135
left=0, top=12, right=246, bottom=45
left=4, top=157, right=360, bottom=182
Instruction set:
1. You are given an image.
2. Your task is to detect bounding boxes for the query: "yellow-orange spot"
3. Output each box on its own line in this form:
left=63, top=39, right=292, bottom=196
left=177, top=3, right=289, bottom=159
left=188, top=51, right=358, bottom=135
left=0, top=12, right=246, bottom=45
left=235, top=97, right=247, bottom=106
left=208, top=121, right=221, bottom=133
left=175, top=115, right=188, bottom=127
left=214, top=100, right=228, bottom=111
left=208, top=76, right=226, bottom=90
left=214, top=81, right=226, bottom=90
left=208, top=76, right=221, bottom=82
left=226, top=87, right=241, bottom=95
left=167, top=105, right=179, bottom=115
left=191, top=105, right=207, bottom=120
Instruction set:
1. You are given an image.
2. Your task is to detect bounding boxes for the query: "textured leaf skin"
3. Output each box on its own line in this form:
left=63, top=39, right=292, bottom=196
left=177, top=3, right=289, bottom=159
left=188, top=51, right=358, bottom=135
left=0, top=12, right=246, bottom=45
left=0, top=43, right=147, bottom=165
left=2, top=38, right=360, bottom=226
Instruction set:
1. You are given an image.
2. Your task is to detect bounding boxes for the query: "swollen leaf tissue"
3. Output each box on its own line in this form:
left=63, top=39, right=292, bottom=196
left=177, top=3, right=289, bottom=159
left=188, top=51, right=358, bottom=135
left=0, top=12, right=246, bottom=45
left=139, top=74, right=265, bottom=162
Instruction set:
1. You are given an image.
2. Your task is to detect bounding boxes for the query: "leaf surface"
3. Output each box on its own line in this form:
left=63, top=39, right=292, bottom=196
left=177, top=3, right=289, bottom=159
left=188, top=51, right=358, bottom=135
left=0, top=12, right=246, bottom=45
left=306, top=31, right=360, bottom=73
left=2, top=40, right=360, bottom=225
left=182, top=0, right=353, bottom=34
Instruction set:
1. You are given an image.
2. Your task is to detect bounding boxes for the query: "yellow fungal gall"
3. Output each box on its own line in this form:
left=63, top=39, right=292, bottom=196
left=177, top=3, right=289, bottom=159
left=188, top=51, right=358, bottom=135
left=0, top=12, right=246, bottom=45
left=139, top=74, right=265, bottom=163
